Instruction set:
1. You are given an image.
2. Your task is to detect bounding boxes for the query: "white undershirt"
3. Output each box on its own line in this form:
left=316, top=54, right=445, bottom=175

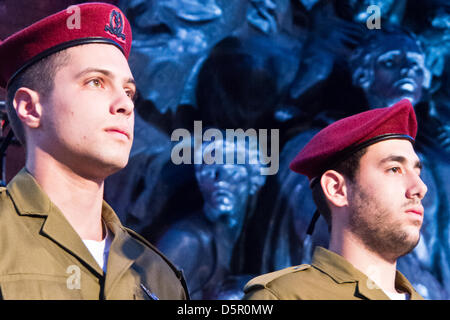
left=383, top=290, right=410, bottom=300
left=82, top=225, right=113, bottom=272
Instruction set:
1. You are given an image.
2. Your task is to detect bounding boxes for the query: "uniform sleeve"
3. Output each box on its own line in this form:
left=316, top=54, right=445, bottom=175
left=242, top=286, right=281, bottom=300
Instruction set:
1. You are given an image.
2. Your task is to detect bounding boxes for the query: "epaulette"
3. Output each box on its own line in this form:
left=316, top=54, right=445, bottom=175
left=244, top=264, right=310, bottom=292
left=124, top=226, right=190, bottom=299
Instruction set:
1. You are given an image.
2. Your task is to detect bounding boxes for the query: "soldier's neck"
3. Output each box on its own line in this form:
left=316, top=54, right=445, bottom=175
left=26, top=150, right=105, bottom=241
left=329, top=228, right=399, bottom=294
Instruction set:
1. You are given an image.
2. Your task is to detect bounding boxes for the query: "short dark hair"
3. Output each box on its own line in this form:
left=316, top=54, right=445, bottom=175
left=311, top=147, right=368, bottom=227
left=5, top=50, right=70, bottom=146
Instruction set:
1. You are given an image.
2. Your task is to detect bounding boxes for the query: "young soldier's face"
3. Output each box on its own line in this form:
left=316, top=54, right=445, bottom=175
left=346, top=139, right=428, bottom=261
left=41, top=43, right=136, bottom=179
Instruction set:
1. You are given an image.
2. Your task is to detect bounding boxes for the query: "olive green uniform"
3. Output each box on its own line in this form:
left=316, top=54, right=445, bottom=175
left=243, top=246, right=423, bottom=300
left=0, top=169, right=188, bottom=300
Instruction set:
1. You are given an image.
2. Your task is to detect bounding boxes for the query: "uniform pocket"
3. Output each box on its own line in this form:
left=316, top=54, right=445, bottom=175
left=0, top=274, right=83, bottom=300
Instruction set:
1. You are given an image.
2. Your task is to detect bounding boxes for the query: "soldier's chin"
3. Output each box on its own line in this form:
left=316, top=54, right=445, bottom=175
left=111, top=159, right=130, bottom=173
left=97, top=155, right=130, bottom=177
left=396, top=233, right=421, bottom=259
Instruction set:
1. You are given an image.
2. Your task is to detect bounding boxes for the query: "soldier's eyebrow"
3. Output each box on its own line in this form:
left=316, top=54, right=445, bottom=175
left=75, top=67, right=135, bottom=86
left=379, top=155, right=422, bottom=170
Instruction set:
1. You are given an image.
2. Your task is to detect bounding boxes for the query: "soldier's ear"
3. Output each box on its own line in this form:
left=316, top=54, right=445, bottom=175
left=320, top=170, right=349, bottom=208
left=13, top=87, right=43, bottom=129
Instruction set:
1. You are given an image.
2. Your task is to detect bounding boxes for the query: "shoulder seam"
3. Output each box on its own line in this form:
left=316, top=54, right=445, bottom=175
left=264, top=286, right=282, bottom=300
left=245, top=285, right=282, bottom=300
left=245, top=264, right=311, bottom=289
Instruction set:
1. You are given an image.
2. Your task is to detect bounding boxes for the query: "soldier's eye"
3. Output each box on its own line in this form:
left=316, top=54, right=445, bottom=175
left=389, top=167, right=402, bottom=174
left=126, top=89, right=136, bottom=101
left=87, top=78, right=103, bottom=88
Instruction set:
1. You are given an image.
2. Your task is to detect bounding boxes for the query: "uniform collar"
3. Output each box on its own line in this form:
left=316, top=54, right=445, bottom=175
left=101, top=200, right=143, bottom=296
left=311, top=246, right=423, bottom=300
left=6, top=168, right=140, bottom=284
left=7, top=168, right=52, bottom=216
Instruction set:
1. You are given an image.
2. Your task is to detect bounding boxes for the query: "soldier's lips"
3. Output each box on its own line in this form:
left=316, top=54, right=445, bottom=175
left=105, top=127, right=130, bottom=140
left=405, top=206, right=424, bottom=217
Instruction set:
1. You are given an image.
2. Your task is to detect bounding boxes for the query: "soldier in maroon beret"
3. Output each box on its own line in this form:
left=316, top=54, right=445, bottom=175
left=0, top=3, right=188, bottom=299
left=244, top=99, right=428, bottom=300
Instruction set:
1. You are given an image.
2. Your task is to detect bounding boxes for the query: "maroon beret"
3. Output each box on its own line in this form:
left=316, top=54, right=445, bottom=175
left=0, top=2, right=132, bottom=88
left=289, top=99, right=418, bottom=183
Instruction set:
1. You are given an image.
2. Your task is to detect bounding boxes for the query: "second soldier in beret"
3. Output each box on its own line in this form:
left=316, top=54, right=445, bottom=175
left=0, top=3, right=188, bottom=299
left=244, top=99, right=426, bottom=300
